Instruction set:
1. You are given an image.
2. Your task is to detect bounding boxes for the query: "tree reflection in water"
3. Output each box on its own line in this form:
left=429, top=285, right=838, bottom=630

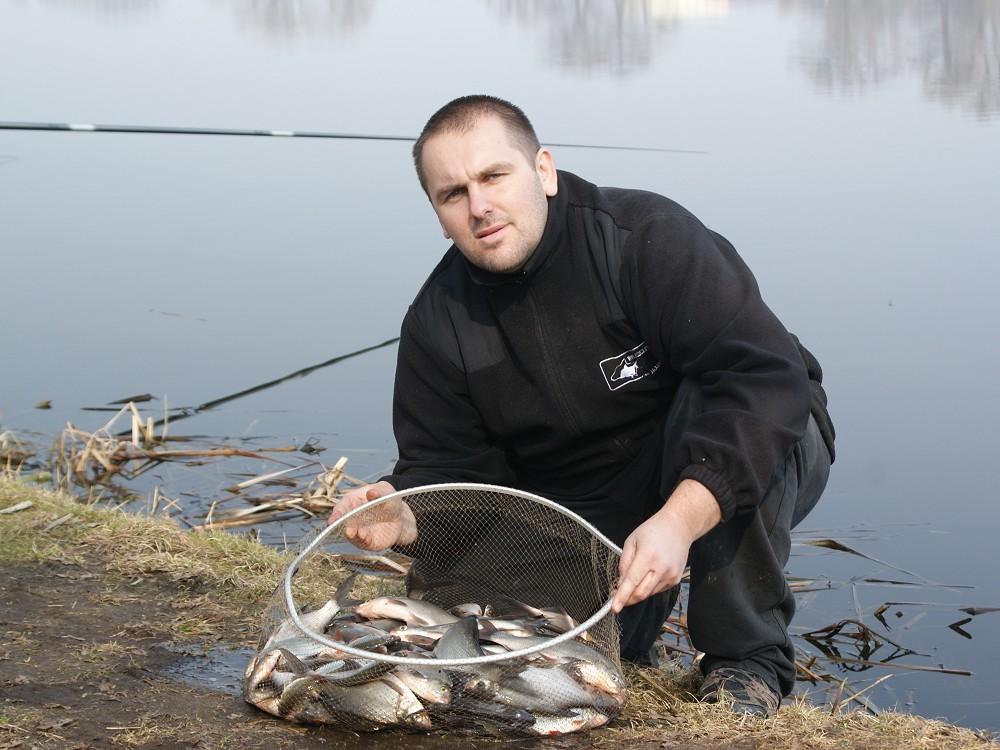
left=220, top=0, right=376, bottom=40
left=782, top=0, right=1000, bottom=119
left=484, top=0, right=714, bottom=76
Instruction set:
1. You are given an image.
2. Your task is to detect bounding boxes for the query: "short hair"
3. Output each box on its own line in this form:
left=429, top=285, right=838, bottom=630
left=412, top=95, right=541, bottom=194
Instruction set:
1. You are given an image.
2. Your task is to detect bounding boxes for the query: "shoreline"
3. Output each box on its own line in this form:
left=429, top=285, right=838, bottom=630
left=1, top=477, right=996, bottom=749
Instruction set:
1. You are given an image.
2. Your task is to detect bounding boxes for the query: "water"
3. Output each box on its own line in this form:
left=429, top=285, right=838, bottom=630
left=2, top=0, right=999, bottom=732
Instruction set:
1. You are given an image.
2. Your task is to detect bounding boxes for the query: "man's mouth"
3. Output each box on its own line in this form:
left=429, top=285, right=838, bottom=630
left=475, top=223, right=507, bottom=240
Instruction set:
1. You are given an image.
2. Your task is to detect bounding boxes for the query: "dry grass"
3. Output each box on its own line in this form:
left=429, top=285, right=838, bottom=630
left=609, top=664, right=997, bottom=749
left=108, top=713, right=183, bottom=747
left=1, top=477, right=997, bottom=749
left=0, top=476, right=341, bottom=611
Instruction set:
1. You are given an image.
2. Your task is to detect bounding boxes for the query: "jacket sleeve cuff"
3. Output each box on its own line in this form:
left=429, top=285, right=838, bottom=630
left=677, top=464, right=738, bottom=522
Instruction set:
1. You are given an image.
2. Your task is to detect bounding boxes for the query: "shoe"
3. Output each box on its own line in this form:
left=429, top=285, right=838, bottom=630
left=697, top=666, right=781, bottom=718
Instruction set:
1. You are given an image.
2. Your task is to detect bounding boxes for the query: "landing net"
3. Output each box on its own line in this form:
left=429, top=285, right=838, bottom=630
left=243, top=483, right=626, bottom=736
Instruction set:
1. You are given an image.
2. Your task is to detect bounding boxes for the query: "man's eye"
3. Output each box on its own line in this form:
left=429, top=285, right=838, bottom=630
left=446, top=188, right=464, bottom=201
left=485, top=173, right=504, bottom=182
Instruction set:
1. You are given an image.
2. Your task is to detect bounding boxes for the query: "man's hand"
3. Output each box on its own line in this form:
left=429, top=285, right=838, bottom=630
left=611, top=479, right=722, bottom=612
left=326, top=481, right=418, bottom=551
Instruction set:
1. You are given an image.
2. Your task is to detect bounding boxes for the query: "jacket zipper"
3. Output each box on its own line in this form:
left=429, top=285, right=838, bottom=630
left=526, top=291, right=583, bottom=438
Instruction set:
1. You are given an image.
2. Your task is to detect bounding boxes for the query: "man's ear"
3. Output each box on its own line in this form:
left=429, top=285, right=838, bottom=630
left=535, top=148, right=558, bottom=197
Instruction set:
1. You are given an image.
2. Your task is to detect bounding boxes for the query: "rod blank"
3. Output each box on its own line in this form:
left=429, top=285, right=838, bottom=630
left=0, top=120, right=705, bottom=154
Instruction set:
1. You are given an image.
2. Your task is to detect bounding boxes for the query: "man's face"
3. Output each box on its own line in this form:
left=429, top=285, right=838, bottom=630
left=420, top=116, right=558, bottom=274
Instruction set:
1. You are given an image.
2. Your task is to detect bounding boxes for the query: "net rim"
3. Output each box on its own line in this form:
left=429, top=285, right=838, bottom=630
left=281, top=482, right=623, bottom=668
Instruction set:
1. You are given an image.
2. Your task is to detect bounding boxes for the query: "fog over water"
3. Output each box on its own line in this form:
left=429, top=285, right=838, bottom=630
left=2, top=0, right=999, bottom=732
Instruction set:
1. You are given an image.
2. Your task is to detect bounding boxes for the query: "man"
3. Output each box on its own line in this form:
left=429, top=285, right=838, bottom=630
left=328, top=95, right=834, bottom=717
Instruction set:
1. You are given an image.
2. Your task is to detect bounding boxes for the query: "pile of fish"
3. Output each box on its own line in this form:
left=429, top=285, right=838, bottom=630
left=242, top=577, right=626, bottom=735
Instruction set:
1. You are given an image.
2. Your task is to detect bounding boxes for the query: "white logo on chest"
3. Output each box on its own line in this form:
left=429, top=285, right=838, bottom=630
left=599, top=342, right=661, bottom=391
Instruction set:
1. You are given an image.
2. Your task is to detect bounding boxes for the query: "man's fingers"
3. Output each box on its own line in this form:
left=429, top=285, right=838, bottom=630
left=327, top=485, right=382, bottom=525
left=613, top=541, right=640, bottom=612
left=613, top=547, right=649, bottom=612
left=618, top=538, right=636, bottom=579
left=613, top=568, right=653, bottom=613
left=630, top=569, right=663, bottom=605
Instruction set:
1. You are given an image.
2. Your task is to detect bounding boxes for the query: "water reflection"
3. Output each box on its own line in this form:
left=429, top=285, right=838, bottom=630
left=484, top=0, right=722, bottom=75
left=40, top=0, right=159, bottom=18
left=783, top=0, right=1000, bottom=119
left=220, top=0, right=376, bottom=39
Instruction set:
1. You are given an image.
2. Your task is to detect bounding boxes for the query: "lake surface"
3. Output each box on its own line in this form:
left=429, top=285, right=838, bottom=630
left=2, top=0, right=999, bottom=733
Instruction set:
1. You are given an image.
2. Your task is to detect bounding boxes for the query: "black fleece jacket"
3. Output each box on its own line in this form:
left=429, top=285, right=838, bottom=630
left=383, top=171, right=834, bottom=545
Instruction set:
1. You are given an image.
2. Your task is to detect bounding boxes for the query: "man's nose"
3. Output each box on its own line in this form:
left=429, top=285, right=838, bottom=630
left=467, top=185, right=492, bottom=219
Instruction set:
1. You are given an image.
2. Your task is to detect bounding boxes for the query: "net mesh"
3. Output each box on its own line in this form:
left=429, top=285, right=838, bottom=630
left=242, top=484, right=625, bottom=736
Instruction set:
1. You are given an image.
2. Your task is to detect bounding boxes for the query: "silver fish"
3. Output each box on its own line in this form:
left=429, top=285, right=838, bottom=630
left=327, top=620, right=393, bottom=644
left=450, top=602, right=483, bottom=617
left=361, top=617, right=406, bottom=632
left=279, top=644, right=395, bottom=688
left=312, top=657, right=395, bottom=686
left=566, top=658, right=628, bottom=703
left=526, top=707, right=609, bottom=736
left=264, top=574, right=359, bottom=647
left=484, top=632, right=620, bottom=678
left=480, top=617, right=543, bottom=637
left=506, top=600, right=582, bottom=636
left=263, top=635, right=345, bottom=663
left=242, top=648, right=283, bottom=705
left=381, top=673, right=434, bottom=729
left=433, top=615, right=486, bottom=660
left=391, top=622, right=453, bottom=647
left=394, top=667, right=452, bottom=706
left=250, top=670, right=299, bottom=716
left=447, top=693, right=535, bottom=732
left=277, top=673, right=430, bottom=730
left=495, top=663, right=618, bottom=714
left=355, top=596, right=459, bottom=627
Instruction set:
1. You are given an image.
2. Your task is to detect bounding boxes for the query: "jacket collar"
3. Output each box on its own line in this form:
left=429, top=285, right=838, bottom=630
left=462, top=172, right=569, bottom=287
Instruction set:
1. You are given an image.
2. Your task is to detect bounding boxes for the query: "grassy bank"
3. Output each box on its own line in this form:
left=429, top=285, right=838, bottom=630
left=1, top=477, right=996, bottom=749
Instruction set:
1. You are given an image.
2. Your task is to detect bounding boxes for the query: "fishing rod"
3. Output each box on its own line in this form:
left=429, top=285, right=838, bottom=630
left=0, top=120, right=706, bottom=154
left=112, top=336, right=400, bottom=438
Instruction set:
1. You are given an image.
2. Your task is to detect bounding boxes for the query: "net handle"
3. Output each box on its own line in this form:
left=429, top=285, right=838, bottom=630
left=282, top=482, right=623, bottom=668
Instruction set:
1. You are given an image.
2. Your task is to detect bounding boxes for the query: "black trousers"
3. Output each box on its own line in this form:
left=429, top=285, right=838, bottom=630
left=618, top=380, right=831, bottom=697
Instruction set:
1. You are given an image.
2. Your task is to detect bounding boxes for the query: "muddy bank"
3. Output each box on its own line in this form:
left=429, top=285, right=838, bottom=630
left=3, top=558, right=598, bottom=750
left=1, top=479, right=996, bottom=750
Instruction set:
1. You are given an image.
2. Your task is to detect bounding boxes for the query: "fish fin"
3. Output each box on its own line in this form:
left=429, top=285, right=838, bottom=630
left=476, top=617, right=498, bottom=640
left=491, top=596, right=542, bottom=619
left=277, top=647, right=310, bottom=676
left=333, top=573, right=361, bottom=609
left=460, top=614, right=483, bottom=654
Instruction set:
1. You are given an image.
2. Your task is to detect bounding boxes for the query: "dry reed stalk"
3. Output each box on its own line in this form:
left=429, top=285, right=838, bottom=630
left=205, top=499, right=219, bottom=527
left=162, top=395, right=169, bottom=442
left=830, top=677, right=849, bottom=714
left=796, top=659, right=828, bottom=684
left=840, top=674, right=893, bottom=713
left=0, top=431, right=34, bottom=469
left=189, top=514, right=284, bottom=531
left=228, top=463, right=316, bottom=492
left=824, top=657, right=972, bottom=676
left=119, top=447, right=295, bottom=460
left=129, top=401, right=142, bottom=447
